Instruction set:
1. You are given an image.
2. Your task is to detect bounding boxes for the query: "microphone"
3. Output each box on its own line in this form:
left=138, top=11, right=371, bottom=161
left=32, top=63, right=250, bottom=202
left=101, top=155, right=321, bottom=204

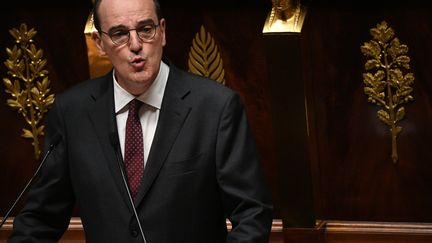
left=0, top=133, right=62, bottom=228
left=109, top=133, right=147, bottom=243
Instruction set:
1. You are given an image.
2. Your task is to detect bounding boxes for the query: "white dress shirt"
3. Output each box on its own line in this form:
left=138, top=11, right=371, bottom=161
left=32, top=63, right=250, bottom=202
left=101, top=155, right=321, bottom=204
left=113, top=61, right=169, bottom=166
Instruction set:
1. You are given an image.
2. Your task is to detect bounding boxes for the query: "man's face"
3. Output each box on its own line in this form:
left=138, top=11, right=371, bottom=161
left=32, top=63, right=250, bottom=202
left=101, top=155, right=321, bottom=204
left=93, top=0, right=166, bottom=95
left=272, top=0, right=290, bottom=10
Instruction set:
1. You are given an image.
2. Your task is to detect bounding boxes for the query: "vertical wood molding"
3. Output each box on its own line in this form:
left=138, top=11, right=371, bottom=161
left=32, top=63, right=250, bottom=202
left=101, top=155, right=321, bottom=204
left=264, top=33, right=315, bottom=227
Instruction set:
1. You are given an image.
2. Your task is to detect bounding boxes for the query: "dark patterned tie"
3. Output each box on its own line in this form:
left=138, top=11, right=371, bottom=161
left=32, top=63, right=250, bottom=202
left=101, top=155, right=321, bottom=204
left=124, top=99, right=144, bottom=201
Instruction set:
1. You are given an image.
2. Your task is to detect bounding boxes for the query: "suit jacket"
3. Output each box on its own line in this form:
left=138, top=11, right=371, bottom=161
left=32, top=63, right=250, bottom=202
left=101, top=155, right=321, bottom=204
left=9, top=62, right=273, bottom=243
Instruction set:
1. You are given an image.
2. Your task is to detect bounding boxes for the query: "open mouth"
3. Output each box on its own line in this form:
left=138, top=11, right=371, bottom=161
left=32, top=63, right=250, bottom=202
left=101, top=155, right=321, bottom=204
left=130, top=57, right=145, bottom=68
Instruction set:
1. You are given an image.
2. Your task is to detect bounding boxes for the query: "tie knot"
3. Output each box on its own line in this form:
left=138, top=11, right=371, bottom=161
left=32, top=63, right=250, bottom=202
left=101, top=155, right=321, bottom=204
left=128, top=99, right=142, bottom=117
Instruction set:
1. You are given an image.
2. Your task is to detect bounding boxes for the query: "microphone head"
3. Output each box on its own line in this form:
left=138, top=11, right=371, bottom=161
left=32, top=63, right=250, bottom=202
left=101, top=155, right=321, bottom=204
left=49, top=133, right=62, bottom=149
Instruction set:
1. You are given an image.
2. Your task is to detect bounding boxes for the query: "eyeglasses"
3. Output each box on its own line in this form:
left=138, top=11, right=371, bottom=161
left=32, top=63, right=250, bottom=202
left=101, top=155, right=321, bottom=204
left=100, top=23, right=160, bottom=45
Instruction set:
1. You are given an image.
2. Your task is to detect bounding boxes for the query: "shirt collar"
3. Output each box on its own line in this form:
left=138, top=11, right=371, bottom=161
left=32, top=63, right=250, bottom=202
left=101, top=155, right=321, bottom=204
left=113, top=61, right=169, bottom=113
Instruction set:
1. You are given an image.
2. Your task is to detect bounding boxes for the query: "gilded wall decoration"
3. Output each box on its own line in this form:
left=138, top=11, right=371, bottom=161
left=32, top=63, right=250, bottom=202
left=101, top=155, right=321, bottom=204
left=188, top=25, right=225, bottom=85
left=361, top=21, right=415, bottom=163
left=263, top=0, right=307, bottom=33
left=3, top=23, right=55, bottom=159
left=84, top=12, right=113, bottom=78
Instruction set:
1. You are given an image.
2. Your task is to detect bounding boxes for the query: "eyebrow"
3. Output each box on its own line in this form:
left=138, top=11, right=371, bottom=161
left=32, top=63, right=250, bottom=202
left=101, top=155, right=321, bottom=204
left=107, top=19, right=157, bottom=32
left=137, top=19, right=157, bottom=26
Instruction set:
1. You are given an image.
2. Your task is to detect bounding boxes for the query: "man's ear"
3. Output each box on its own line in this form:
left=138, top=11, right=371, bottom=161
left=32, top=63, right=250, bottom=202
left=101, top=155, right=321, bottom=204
left=92, top=31, right=107, bottom=56
left=159, top=18, right=166, bottom=47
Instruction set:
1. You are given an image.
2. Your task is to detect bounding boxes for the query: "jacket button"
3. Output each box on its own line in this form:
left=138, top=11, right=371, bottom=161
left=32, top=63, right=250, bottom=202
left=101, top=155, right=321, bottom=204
left=131, top=229, right=139, bottom=237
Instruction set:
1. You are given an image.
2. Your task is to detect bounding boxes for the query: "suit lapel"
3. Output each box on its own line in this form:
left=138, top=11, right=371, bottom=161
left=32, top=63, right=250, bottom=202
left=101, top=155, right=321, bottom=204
left=135, top=66, right=191, bottom=205
left=85, top=66, right=192, bottom=209
left=87, top=73, right=134, bottom=211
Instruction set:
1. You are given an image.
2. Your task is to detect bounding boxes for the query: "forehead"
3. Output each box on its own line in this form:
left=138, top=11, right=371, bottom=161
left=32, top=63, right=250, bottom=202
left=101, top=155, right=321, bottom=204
left=98, top=0, right=157, bottom=28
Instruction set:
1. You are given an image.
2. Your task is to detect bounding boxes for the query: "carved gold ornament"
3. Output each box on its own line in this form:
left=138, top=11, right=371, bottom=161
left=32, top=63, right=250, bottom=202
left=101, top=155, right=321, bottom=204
left=361, top=21, right=414, bottom=163
left=263, top=0, right=307, bottom=33
left=3, top=23, right=55, bottom=159
left=188, top=25, right=225, bottom=85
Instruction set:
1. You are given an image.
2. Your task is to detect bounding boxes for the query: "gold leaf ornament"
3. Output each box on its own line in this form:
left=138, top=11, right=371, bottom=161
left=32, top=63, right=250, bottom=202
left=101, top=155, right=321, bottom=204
left=361, top=21, right=414, bottom=163
left=188, top=25, right=225, bottom=85
left=3, top=23, right=55, bottom=159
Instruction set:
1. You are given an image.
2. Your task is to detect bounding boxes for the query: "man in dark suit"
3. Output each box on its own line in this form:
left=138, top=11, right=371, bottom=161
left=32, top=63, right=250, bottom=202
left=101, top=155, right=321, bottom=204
left=9, top=0, right=273, bottom=242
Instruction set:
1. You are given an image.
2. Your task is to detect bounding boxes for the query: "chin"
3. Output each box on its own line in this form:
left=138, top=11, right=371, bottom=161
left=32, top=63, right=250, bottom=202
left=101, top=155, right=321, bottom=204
left=130, top=73, right=154, bottom=85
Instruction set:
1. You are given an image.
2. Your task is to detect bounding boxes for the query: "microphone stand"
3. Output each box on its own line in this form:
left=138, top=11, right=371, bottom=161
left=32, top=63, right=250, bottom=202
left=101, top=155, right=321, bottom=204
left=0, top=134, right=61, bottom=228
left=109, top=133, right=147, bottom=243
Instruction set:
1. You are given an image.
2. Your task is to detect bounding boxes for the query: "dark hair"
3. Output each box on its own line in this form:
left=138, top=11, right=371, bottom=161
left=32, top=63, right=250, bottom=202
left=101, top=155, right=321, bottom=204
left=93, top=0, right=162, bottom=32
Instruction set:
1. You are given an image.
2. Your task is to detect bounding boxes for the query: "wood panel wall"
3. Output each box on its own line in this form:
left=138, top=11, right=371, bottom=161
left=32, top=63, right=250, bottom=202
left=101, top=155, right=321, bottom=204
left=302, top=1, right=432, bottom=222
left=0, top=0, right=93, bottom=217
